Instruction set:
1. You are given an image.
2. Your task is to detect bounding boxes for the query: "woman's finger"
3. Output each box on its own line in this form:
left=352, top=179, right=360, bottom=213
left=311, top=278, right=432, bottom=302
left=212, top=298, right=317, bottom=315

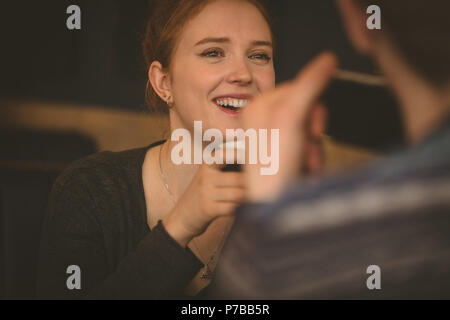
left=214, top=172, right=245, bottom=187
left=212, top=187, right=246, bottom=202
left=215, top=202, right=239, bottom=216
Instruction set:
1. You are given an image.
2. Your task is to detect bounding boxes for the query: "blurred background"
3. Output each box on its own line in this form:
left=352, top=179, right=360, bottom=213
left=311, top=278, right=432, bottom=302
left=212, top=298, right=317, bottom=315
left=0, top=0, right=403, bottom=299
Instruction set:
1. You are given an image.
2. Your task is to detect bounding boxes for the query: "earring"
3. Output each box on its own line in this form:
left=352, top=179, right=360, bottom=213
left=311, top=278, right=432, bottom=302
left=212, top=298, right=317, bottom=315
left=165, top=94, right=173, bottom=108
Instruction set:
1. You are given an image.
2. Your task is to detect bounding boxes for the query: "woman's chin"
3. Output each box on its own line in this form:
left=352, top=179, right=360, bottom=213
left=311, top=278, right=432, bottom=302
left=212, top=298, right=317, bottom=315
left=218, top=122, right=244, bottom=134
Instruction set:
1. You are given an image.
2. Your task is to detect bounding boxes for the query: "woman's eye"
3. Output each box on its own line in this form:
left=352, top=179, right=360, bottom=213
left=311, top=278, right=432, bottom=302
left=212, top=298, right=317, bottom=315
left=249, top=53, right=271, bottom=61
left=200, top=49, right=224, bottom=58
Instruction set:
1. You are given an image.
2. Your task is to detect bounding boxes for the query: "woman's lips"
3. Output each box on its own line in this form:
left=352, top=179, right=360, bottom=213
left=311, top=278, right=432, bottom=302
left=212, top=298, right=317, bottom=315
left=215, top=104, right=241, bottom=116
left=212, top=96, right=252, bottom=117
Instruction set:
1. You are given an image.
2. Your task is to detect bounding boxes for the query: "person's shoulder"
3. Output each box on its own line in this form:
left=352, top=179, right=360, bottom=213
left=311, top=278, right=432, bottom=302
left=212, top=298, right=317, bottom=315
left=256, top=142, right=450, bottom=236
left=71, top=145, right=148, bottom=171
left=287, top=126, right=450, bottom=206
left=53, top=145, right=151, bottom=194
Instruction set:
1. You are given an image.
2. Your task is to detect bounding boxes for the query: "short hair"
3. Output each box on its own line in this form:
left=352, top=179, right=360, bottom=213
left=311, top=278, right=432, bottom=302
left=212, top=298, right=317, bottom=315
left=357, top=0, right=450, bottom=88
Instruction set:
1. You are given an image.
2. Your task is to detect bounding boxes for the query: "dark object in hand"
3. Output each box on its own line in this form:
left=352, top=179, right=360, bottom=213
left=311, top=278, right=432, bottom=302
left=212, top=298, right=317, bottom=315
left=221, top=163, right=242, bottom=172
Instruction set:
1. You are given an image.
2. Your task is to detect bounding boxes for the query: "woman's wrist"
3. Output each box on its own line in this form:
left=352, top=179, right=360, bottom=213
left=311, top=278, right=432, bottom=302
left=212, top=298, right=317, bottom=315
left=161, top=213, right=193, bottom=248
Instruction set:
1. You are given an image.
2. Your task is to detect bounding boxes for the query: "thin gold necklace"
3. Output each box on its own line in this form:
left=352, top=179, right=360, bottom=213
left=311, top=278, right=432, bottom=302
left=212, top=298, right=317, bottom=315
left=158, top=143, right=229, bottom=280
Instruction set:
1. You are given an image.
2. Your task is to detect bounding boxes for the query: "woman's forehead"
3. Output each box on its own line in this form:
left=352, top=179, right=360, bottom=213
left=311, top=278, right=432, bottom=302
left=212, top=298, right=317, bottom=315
left=178, top=0, right=272, bottom=48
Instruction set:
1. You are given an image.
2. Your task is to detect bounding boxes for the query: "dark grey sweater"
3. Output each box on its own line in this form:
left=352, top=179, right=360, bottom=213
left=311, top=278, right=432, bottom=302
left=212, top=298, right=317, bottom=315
left=36, top=141, right=204, bottom=299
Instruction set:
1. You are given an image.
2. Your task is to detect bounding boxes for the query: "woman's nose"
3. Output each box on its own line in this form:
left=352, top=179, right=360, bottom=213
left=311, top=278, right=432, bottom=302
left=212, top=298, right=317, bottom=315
left=225, top=59, right=253, bottom=85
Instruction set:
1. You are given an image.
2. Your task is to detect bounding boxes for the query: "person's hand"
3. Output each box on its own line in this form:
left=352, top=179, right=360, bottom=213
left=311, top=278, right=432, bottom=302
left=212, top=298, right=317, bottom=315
left=162, top=164, right=244, bottom=247
left=242, top=52, right=338, bottom=202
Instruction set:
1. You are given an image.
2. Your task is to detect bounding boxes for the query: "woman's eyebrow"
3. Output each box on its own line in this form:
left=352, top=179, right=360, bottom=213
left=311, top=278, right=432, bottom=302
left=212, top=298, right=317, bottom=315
left=194, top=37, right=272, bottom=48
left=251, top=40, right=272, bottom=48
left=195, top=37, right=230, bottom=46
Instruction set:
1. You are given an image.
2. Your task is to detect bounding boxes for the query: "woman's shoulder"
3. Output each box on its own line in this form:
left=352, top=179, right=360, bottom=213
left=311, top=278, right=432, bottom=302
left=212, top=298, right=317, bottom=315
left=40, top=146, right=158, bottom=268
left=56, top=146, right=148, bottom=186
left=43, top=144, right=161, bottom=229
left=51, top=142, right=164, bottom=203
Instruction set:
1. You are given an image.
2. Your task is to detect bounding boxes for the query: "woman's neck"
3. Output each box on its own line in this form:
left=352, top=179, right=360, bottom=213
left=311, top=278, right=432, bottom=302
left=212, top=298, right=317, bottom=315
left=162, top=112, right=204, bottom=198
left=160, top=136, right=200, bottom=201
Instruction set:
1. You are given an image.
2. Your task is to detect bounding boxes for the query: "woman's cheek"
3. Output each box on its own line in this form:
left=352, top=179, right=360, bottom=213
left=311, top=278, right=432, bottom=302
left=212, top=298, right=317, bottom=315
left=260, top=74, right=276, bottom=92
left=252, top=65, right=275, bottom=90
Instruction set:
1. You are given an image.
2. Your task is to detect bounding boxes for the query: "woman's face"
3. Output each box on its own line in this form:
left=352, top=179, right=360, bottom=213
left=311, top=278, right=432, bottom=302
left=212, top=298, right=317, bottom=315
left=168, top=0, right=275, bottom=134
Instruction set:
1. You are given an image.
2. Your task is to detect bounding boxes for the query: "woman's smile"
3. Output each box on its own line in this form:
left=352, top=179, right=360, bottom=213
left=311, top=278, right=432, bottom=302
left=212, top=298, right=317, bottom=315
left=212, top=94, right=253, bottom=117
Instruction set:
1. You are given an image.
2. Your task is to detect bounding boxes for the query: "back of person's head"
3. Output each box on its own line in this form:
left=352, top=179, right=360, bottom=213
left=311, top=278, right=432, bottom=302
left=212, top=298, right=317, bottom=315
left=355, top=0, right=450, bottom=89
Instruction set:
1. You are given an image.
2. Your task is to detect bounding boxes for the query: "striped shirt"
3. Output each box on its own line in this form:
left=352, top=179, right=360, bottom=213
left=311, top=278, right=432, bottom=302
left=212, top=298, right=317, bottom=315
left=212, top=118, right=450, bottom=299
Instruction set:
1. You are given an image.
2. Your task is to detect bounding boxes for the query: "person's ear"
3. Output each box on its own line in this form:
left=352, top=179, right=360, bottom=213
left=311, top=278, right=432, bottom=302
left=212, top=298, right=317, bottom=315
left=148, top=61, right=172, bottom=104
left=336, top=0, right=372, bottom=54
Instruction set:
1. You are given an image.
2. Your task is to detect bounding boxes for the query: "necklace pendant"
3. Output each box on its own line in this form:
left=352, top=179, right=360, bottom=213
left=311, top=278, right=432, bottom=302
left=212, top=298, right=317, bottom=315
left=200, top=265, right=214, bottom=280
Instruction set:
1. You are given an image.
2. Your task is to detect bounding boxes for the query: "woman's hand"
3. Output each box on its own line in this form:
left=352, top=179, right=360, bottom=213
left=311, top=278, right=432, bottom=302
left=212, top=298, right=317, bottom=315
left=162, top=164, right=244, bottom=247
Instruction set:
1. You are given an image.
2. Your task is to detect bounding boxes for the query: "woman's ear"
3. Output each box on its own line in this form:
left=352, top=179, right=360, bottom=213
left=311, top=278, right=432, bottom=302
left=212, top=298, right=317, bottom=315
left=148, top=61, right=172, bottom=103
left=336, top=0, right=372, bottom=54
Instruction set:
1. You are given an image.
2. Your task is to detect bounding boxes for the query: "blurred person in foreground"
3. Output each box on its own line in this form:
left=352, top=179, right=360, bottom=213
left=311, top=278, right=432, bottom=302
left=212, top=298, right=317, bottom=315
left=211, top=0, right=450, bottom=299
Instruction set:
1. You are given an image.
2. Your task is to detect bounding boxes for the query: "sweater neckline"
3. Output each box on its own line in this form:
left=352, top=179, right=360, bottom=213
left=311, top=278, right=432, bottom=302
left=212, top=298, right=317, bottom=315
left=138, top=140, right=166, bottom=234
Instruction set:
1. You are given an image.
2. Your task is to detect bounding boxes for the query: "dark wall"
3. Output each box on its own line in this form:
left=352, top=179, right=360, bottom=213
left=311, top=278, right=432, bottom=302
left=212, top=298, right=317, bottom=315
left=1, top=0, right=404, bottom=150
left=1, top=0, right=149, bottom=111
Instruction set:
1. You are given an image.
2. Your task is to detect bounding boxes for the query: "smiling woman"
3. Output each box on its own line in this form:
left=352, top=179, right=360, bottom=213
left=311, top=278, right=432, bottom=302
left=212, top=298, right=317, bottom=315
left=36, top=0, right=276, bottom=299
left=144, top=0, right=276, bottom=296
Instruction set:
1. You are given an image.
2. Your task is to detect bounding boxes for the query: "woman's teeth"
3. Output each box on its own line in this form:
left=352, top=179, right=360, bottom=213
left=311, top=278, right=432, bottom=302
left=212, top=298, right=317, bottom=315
left=215, top=98, right=249, bottom=109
